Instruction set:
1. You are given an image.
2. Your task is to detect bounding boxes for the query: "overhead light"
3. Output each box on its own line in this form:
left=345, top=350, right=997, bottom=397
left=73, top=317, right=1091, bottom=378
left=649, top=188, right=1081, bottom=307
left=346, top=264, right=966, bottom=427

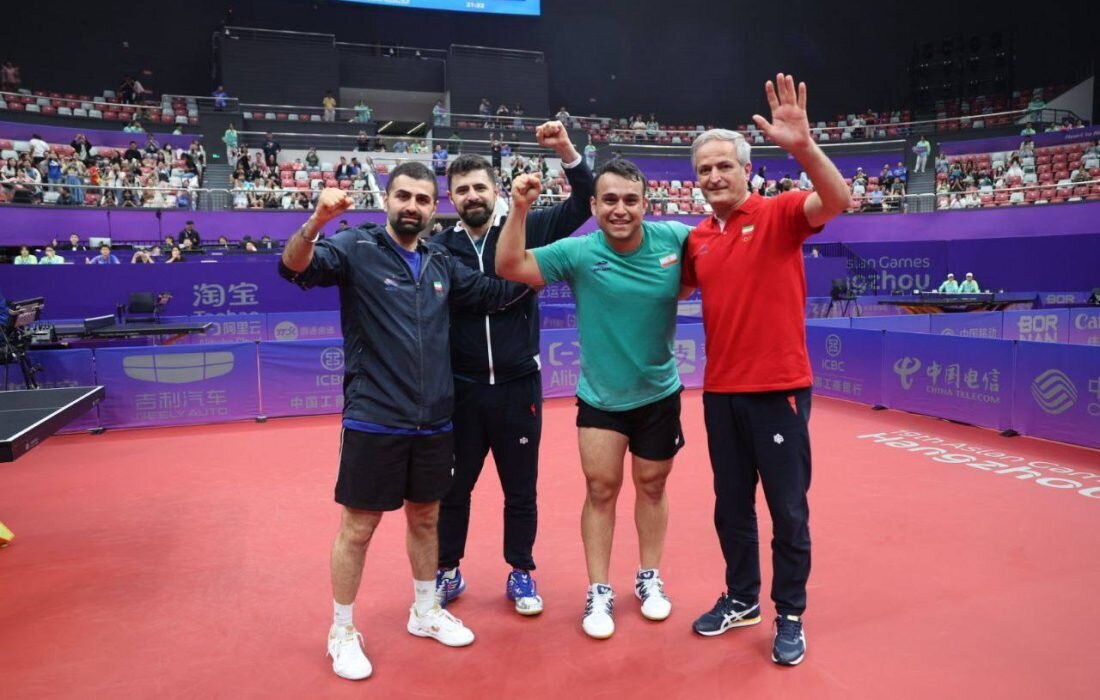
left=406, top=122, right=425, bottom=135
left=377, top=121, right=394, bottom=133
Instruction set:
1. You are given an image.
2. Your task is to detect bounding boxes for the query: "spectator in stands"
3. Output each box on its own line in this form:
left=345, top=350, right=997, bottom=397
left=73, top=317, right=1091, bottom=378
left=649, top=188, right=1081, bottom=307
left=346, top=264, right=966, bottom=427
left=647, top=114, right=659, bottom=140
left=432, top=144, right=448, bottom=176
left=751, top=165, right=766, bottom=195
left=63, top=161, right=84, bottom=204
left=352, top=130, right=370, bottom=153
left=70, top=134, right=93, bottom=164
left=555, top=106, right=571, bottom=122
left=123, top=118, right=144, bottom=134
left=878, top=163, right=893, bottom=191
left=491, top=138, right=502, bottom=170
left=431, top=99, right=449, bottom=128
left=1071, top=163, right=1091, bottom=183
left=584, top=138, right=597, bottom=171
left=0, top=61, right=19, bottom=92
left=1018, top=136, right=1035, bottom=156
left=1020, top=122, right=1036, bottom=137
left=798, top=170, right=812, bottom=191
left=632, top=115, right=647, bottom=138
left=938, top=273, right=959, bottom=292
left=496, top=102, right=510, bottom=130
left=512, top=104, right=524, bottom=130
left=410, top=140, right=426, bottom=155
left=88, top=244, right=120, bottom=264
left=118, top=75, right=138, bottom=104
left=141, top=134, right=158, bottom=156
left=121, top=140, right=142, bottom=164
left=14, top=246, right=37, bottom=264
left=212, top=85, right=229, bottom=111
left=262, top=132, right=281, bottom=167
left=479, top=97, right=493, bottom=121
left=959, top=272, right=980, bottom=293
left=948, top=194, right=965, bottom=209
left=45, top=152, right=63, bottom=185
left=321, top=90, right=334, bottom=122
left=862, top=188, right=883, bottom=211
left=179, top=220, right=201, bottom=248
left=29, top=134, right=49, bottom=166
left=335, top=157, right=352, bottom=180
left=1027, top=96, right=1045, bottom=122
left=39, top=245, right=64, bottom=264
left=892, top=161, right=908, bottom=193
left=65, top=233, right=85, bottom=252
left=352, top=98, right=372, bottom=124
left=963, top=191, right=981, bottom=208
left=392, top=138, right=408, bottom=154
left=1083, top=141, right=1100, bottom=161
left=164, top=245, right=184, bottom=263
left=131, top=249, right=154, bottom=264
left=851, top=175, right=866, bottom=197
left=913, top=136, right=931, bottom=173
left=1007, top=156, right=1024, bottom=180
left=222, top=124, right=238, bottom=162
left=935, top=152, right=949, bottom=175
left=259, top=234, right=276, bottom=250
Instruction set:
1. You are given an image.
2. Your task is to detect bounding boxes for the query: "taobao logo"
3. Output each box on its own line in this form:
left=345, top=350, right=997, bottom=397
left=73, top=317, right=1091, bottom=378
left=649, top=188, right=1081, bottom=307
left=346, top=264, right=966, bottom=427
left=1031, top=369, right=1078, bottom=415
left=893, top=356, right=922, bottom=390
left=124, top=352, right=235, bottom=384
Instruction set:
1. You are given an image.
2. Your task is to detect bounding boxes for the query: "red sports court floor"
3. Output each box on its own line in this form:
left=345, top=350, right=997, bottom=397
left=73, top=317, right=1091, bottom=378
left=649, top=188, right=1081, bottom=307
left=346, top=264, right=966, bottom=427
left=1, top=391, right=1097, bottom=699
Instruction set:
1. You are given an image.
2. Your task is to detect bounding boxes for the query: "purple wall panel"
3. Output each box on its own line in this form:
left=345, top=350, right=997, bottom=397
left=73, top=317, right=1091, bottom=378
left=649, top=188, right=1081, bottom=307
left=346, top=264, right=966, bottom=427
left=0, top=119, right=199, bottom=149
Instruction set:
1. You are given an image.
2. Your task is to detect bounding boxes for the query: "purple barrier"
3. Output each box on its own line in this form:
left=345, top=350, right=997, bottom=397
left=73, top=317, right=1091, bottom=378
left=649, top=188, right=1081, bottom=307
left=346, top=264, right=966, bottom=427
left=852, top=315, right=931, bottom=333
left=265, top=311, right=341, bottom=341
left=806, top=317, right=852, bottom=328
left=94, top=342, right=259, bottom=429
left=631, top=153, right=902, bottom=182
left=0, top=120, right=199, bottom=150
left=24, top=348, right=100, bottom=432
left=804, top=257, right=849, bottom=297
left=1002, top=309, right=1070, bottom=343
left=4, top=262, right=339, bottom=319
left=945, top=236, right=1100, bottom=293
left=1034, top=291, right=1094, bottom=307
left=881, top=333, right=1014, bottom=430
left=930, top=311, right=1004, bottom=338
left=806, top=326, right=883, bottom=404
left=940, top=125, right=1100, bottom=156
left=539, top=322, right=707, bottom=400
left=161, top=314, right=265, bottom=345
left=1069, top=309, right=1100, bottom=346
left=1013, top=342, right=1100, bottom=449
left=257, top=340, right=345, bottom=417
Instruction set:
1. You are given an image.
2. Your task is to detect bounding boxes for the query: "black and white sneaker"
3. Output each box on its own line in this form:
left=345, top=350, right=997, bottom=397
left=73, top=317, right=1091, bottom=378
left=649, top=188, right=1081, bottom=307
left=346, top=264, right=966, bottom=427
left=772, top=614, right=806, bottom=666
left=691, top=593, right=762, bottom=637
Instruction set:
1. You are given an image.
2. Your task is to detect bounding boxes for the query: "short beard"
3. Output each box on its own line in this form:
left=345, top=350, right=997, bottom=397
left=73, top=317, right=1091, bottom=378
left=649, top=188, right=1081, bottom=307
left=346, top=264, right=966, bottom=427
left=389, top=215, right=424, bottom=239
left=459, top=203, right=493, bottom=229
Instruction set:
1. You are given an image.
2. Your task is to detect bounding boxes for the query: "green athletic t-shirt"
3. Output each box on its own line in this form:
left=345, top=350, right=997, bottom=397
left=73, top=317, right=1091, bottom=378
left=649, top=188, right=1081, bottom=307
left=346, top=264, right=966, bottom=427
left=532, top=221, right=690, bottom=411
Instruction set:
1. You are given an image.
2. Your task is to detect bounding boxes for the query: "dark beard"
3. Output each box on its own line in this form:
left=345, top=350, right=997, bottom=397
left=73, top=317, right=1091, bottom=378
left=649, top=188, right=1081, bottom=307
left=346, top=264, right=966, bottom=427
left=459, top=203, right=492, bottom=229
left=390, top=214, right=424, bottom=238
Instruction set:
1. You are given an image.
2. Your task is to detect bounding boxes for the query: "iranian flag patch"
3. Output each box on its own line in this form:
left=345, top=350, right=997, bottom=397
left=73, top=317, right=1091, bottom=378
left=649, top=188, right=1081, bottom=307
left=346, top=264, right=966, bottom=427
left=659, top=253, right=679, bottom=268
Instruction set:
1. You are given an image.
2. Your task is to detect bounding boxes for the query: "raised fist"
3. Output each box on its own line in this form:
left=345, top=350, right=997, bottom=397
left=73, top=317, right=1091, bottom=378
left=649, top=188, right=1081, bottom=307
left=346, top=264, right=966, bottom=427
left=511, top=173, right=542, bottom=209
left=535, top=120, right=570, bottom=150
left=314, top=187, right=353, bottom=223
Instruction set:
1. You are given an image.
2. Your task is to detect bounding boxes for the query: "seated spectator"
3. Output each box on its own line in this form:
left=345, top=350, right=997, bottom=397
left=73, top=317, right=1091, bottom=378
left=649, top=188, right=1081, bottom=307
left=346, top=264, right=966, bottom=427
left=1083, top=141, right=1100, bottom=160
left=334, top=157, right=352, bottom=180
left=1070, top=164, right=1091, bottom=183
left=123, top=119, right=144, bottom=134
left=409, top=140, right=426, bottom=154
left=479, top=98, right=493, bottom=118
left=1020, top=122, right=1036, bottom=137
left=938, top=274, right=959, bottom=293
left=392, top=139, right=408, bottom=154
left=555, top=106, right=571, bottom=122
left=164, top=245, right=184, bottom=263
left=865, top=188, right=884, bottom=210
left=893, top=160, right=908, bottom=187
left=632, top=116, right=647, bottom=138
left=118, top=75, right=138, bottom=104
left=935, top=152, right=949, bottom=174
left=88, top=244, right=120, bottom=264
left=935, top=180, right=950, bottom=195
left=1006, top=157, right=1024, bottom=179
left=144, top=134, right=160, bottom=155
left=261, top=133, right=281, bottom=167
left=179, top=221, right=201, bottom=248
left=58, top=186, right=76, bottom=206
left=512, top=104, right=524, bottom=130
left=243, top=240, right=259, bottom=253
left=14, top=246, right=37, bottom=264
left=964, top=191, right=981, bottom=208
left=71, top=134, right=93, bottom=164
left=131, top=249, right=154, bottom=264
left=1018, top=137, right=1035, bottom=156
left=215, top=235, right=233, bottom=249
left=39, top=245, right=64, bottom=264
left=646, top=114, right=659, bottom=139
left=356, top=131, right=371, bottom=152
left=878, top=163, right=893, bottom=191
left=122, top=141, right=143, bottom=164
left=354, top=99, right=372, bottom=124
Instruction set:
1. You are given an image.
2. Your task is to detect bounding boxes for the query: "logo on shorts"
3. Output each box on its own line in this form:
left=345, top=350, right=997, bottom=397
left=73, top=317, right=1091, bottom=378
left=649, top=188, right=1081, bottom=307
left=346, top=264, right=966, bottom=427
left=591, top=260, right=611, bottom=273
left=519, top=437, right=529, bottom=445
left=773, top=433, right=784, bottom=445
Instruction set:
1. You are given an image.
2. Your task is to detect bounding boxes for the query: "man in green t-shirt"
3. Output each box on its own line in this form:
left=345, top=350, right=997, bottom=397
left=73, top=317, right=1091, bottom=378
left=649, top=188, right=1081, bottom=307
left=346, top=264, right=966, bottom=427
left=495, top=159, right=694, bottom=640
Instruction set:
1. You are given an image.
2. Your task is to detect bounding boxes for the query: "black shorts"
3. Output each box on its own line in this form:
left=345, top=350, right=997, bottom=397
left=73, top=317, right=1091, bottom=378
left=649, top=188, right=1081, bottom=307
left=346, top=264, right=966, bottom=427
left=576, top=388, right=685, bottom=461
left=336, top=428, right=455, bottom=511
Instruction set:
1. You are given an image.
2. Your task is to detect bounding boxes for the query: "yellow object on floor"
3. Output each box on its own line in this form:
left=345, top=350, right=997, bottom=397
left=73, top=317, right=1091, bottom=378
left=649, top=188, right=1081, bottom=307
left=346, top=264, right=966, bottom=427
left=0, top=520, right=12, bottom=547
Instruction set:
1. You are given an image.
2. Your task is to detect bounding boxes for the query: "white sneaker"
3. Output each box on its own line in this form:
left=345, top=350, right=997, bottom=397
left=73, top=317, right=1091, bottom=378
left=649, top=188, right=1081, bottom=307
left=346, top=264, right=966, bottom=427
left=327, top=624, right=373, bottom=680
left=407, top=604, right=475, bottom=647
left=635, top=569, right=672, bottom=621
left=582, top=584, right=615, bottom=639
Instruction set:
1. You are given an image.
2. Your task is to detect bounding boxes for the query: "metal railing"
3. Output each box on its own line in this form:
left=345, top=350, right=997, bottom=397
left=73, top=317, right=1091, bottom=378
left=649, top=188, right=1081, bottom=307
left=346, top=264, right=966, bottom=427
left=0, top=90, right=202, bottom=123
left=933, top=177, right=1100, bottom=209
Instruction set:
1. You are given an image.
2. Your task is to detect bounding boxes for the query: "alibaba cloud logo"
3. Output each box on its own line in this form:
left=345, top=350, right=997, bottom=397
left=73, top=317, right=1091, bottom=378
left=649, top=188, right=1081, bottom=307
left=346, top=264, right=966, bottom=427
left=124, top=352, right=235, bottom=384
left=893, top=356, right=921, bottom=390
left=1031, top=369, right=1077, bottom=415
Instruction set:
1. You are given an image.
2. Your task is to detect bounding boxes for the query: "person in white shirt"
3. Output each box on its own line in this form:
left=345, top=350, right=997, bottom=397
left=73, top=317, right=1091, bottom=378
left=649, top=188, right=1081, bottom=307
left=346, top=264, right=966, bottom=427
left=28, top=134, right=50, bottom=165
left=798, top=171, right=812, bottom=190
left=949, top=194, right=965, bottom=209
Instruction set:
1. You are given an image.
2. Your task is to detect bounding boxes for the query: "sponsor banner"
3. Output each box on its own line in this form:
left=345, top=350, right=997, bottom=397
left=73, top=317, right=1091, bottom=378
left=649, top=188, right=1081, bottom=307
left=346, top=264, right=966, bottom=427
left=806, top=326, right=883, bottom=404
left=6, top=262, right=339, bottom=319
left=1012, top=342, right=1100, bottom=449
left=25, top=349, right=100, bottom=432
left=854, top=297, right=906, bottom=317
left=806, top=296, right=832, bottom=319
left=929, top=311, right=1004, bottom=339
left=1069, top=308, right=1100, bottom=346
left=540, top=322, right=707, bottom=399
left=1002, top=309, right=1070, bottom=344
left=1032, top=291, right=1093, bottom=308
left=161, top=314, right=265, bottom=345
left=538, top=283, right=574, bottom=304
left=843, top=241, right=947, bottom=294
left=852, top=315, right=931, bottom=333
left=806, top=318, right=852, bottom=328
left=257, top=340, right=345, bottom=418
left=265, top=311, right=342, bottom=341
left=882, top=333, right=1014, bottom=430
left=95, top=342, right=259, bottom=428
left=539, top=304, right=577, bottom=330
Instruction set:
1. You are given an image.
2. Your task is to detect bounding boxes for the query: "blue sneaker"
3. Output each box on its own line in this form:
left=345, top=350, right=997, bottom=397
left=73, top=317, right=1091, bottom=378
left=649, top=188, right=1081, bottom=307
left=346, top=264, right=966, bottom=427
left=692, top=593, right=761, bottom=636
left=772, top=615, right=806, bottom=666
left=506, top=569, right=544, bottom=616
left=435, top=567, right=466, bottom=608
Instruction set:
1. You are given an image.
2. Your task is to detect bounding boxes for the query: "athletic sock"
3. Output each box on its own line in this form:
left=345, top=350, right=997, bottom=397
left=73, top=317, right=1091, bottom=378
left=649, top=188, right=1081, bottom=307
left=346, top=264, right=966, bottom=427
left=413, top=579, right=436, bottom=615
left=333, top=601, right=354, bottom=629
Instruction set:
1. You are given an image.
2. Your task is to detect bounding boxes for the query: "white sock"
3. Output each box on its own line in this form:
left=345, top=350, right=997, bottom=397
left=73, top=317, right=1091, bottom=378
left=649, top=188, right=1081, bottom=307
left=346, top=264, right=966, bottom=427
left=413, top=579, right=436, bottom=615
left=638, top=567, right=660, bottom=578
left=333, top=601, right=354, bottom=629
left=589, top=582, right=612, bottom=594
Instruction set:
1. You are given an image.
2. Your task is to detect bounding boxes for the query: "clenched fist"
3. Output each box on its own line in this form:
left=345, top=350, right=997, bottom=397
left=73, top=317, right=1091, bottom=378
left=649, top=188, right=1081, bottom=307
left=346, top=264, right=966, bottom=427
left=511, top=173, right=542, bottom=210
left=314, top=187, right=353, bottom=224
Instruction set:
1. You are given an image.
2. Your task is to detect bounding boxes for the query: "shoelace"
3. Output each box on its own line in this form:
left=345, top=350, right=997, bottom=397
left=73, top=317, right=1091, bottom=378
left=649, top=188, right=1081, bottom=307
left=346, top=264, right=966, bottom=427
left=585, top=590, right=615, bottom=616
left=331, top=628, right=364, bottom=656
left=775, top=617, right=803, bottom=643
left=426, top=606, right=464, bottom=628
left=636, top=576, right=666, bottom=601
left=511, top=572, right=537, bottom=597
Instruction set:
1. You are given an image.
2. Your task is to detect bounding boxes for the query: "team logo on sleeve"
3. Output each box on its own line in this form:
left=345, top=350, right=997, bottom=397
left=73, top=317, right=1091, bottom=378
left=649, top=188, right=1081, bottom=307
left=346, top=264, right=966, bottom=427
left=659, top=253, right=679, bottom=268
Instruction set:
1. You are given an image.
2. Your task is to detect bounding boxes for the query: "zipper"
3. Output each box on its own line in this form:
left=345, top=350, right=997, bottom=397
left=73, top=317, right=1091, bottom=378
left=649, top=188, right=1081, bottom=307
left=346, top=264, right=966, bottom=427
left=465, top=230, right=496, bottom=385
left=414, top=246, right=429, bottom=426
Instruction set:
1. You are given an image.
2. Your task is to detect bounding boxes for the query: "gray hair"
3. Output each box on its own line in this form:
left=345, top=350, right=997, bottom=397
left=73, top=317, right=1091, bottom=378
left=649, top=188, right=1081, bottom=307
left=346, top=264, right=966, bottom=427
left=691, top=129, right=752, bottom=169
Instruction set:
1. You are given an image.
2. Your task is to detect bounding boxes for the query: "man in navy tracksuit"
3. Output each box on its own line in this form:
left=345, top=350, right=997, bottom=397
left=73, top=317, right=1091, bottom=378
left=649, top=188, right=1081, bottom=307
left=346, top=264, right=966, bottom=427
left=432, top=121, right=595, bottom=615
left=280, top=161, right=528, bottom=681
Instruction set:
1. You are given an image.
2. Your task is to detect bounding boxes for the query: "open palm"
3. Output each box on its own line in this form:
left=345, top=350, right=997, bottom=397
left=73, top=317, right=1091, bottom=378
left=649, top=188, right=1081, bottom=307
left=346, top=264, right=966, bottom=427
left=753, top=73, right=813, bottom=153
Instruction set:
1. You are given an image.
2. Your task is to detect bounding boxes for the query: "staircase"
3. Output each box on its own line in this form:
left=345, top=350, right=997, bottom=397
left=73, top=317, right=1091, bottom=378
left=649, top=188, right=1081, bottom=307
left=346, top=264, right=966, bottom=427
left=197, top=107, right=238, bottom=210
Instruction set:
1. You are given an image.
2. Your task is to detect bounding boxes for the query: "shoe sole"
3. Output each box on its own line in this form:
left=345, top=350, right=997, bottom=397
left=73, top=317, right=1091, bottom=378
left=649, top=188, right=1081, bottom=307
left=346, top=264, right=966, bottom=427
left=515, top=605, right=543, bottom=616
left=692, top=615, right=763, bottom=637
left=641, top=608, right=671, bottom=621
left=583, top=627, right=614, bottom=640
left=406, top=626, right=475, bottom=647
left=327, top=652, right=373, bottom=681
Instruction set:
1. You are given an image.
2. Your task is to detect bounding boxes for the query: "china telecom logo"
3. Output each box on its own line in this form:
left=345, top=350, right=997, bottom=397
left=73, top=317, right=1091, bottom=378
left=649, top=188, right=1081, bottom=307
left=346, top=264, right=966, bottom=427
left=893, top=357, right=922, bottom=390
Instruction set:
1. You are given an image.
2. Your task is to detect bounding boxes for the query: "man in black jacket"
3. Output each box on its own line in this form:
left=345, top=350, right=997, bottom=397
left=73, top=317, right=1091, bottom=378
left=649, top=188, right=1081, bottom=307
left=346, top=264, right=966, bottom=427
left=280, top=161, right=527, bottom=681
left=431, top=120, right=595, bottom=615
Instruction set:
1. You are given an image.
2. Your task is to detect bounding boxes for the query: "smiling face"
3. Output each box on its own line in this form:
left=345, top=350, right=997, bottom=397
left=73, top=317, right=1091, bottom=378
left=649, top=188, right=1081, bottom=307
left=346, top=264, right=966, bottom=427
left=449, top=168, right=497, bottom=230
left=694, top=138, right=752, bottom=217
left=591, top=172, right=647, bottom=244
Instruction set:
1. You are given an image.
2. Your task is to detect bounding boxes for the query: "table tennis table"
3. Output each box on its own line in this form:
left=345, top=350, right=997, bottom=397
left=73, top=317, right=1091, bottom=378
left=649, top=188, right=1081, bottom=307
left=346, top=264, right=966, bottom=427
left=0, top=386, right=105, bottom=462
